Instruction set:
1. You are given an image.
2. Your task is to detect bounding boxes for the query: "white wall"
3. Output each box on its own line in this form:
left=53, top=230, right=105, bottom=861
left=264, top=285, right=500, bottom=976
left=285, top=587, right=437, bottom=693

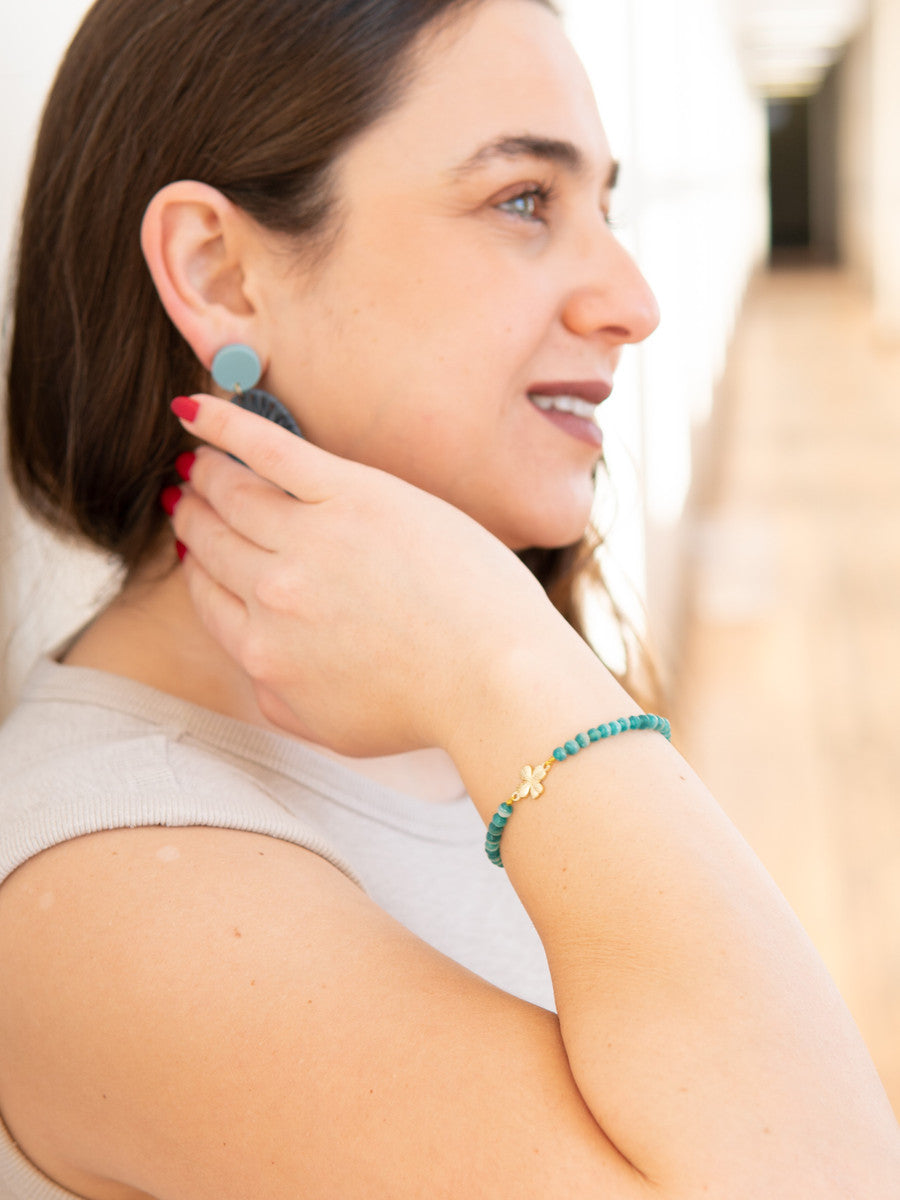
left=563, top=0, right=768, bottom=668
left=869, top=0, right=900, bottom=339
left=838, top=19, right=875, bottom=290
left=838, top=0, right=900, bottom=341
left=0, top=0, right=768, bottom=714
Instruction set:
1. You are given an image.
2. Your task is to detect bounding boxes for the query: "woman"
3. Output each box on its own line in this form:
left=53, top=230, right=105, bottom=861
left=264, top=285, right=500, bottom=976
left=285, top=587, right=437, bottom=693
left=0, top=0, right=897, bottom=1197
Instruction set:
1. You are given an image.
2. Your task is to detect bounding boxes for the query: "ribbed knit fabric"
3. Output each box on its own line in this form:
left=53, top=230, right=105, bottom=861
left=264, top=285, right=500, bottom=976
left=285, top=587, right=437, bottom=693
left=0, top=658, right=552, bottom=1199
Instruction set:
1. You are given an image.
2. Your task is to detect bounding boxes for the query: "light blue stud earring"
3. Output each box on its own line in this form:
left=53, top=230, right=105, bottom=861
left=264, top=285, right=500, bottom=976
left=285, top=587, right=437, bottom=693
left=210, top=343, right=303, bottom=438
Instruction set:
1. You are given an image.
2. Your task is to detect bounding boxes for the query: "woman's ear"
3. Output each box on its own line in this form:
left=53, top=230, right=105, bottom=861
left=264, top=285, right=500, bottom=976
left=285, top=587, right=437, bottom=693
left=141, top=181, right=268, bottom=373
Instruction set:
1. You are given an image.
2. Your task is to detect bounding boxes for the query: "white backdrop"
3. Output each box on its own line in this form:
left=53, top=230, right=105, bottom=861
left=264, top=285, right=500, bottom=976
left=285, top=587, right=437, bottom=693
left=0, top=0, right=768, bottom=713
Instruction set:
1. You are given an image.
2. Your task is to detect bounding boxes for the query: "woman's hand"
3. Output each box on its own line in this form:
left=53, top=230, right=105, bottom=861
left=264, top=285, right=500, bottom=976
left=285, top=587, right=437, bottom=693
left=169, top=393, right=558, bottom=756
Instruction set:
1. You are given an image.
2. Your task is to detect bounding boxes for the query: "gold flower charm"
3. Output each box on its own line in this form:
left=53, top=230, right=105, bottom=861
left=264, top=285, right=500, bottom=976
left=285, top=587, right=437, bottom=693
left=514, top=763, right=548, bottom=802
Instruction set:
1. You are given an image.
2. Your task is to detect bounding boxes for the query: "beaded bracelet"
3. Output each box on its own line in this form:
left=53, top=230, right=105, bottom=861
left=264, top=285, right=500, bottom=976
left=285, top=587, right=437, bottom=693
left=484, top=714, right=672, bottom=868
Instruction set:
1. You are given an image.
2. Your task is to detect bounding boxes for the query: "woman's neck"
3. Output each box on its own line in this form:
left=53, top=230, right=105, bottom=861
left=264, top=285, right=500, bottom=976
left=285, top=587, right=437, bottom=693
left=63, top=554, right=467, bottom=805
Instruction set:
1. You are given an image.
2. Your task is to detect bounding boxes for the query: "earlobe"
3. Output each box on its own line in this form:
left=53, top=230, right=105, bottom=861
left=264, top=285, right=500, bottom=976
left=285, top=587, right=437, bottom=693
left=140, top=180, right=263, bottom=371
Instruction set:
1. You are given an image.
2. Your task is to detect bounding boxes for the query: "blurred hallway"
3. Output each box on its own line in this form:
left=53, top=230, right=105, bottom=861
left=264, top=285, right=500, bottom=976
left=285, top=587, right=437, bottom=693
left=675, top=266, right=900, bottom=1117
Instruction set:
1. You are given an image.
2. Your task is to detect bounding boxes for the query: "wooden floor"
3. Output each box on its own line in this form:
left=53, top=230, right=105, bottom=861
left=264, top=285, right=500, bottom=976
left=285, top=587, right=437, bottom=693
left=674, top=266, right=900, bottom=1119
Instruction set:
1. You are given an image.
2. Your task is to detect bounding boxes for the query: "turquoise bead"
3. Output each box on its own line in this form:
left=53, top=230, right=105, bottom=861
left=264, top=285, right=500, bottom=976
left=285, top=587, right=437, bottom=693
left=486, top=714, right=672, bottom=868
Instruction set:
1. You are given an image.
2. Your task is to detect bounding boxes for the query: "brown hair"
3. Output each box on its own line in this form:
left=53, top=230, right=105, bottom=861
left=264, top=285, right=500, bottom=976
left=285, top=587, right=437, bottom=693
left=5, top=0, right=654, bottom=701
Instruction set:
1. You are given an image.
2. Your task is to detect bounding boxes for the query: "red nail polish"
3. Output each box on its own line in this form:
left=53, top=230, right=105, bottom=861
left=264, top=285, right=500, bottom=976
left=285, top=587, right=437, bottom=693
left=175, top=451, right=196, bottom=481
left=171, top=395, right=200, bottom=422
left=175, top=540, right=188, bottom=562
left=159, top=485, right=182, bottom=516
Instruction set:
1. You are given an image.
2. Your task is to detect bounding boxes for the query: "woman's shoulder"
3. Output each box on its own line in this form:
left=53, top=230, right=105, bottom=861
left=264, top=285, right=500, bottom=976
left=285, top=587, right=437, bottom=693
left=0, top=656, right=361, bottom=893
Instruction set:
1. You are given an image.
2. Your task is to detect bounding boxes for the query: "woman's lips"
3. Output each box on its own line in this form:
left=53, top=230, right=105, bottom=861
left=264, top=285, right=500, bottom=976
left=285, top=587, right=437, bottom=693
left=527, top=381, right=611, bottom=449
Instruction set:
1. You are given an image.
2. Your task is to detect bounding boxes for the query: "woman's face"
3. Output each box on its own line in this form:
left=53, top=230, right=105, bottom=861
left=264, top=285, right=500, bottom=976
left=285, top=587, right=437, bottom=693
left=261, top=0, right=659, bottom=550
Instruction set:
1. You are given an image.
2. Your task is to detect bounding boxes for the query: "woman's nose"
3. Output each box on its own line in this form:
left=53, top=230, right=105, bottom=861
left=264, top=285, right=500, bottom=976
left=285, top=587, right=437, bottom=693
left=561, top=234, right=660, bottom=346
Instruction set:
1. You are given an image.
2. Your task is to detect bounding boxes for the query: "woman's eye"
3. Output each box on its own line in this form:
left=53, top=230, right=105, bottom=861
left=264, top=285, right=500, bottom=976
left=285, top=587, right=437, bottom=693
left=497, top=188, right=549, bottom=221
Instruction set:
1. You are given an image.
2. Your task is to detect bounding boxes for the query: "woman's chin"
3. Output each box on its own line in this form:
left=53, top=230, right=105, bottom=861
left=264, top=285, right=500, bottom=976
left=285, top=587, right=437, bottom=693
left=454, top=477, right=596, bottom=552
left=496, top=508, right=593, bottom=553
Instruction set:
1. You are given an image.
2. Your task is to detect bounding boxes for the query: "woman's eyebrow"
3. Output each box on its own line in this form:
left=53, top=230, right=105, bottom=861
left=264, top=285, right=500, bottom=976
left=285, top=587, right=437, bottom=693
left=448, top=135, right=619, bottom=188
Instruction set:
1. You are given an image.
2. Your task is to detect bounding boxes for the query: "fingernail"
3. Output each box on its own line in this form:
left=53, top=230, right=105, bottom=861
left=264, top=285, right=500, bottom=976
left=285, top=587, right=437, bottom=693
left=175, top=540, right=188, bottom=562
left=175, top=451, right=196, bottom=481
left=171, top=395, right=200, bottom=422
left=159, top=485, right=182, bottom=516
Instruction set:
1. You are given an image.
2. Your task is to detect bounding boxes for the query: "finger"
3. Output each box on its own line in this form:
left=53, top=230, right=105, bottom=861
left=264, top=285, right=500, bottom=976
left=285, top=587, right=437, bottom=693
left=171, top=394, right=344, bottom=501
left=173, top=488, right=274, bottom=603
left=185, top=447, right=300, bottom=552
left=180, top=546, right=253, bottom=672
